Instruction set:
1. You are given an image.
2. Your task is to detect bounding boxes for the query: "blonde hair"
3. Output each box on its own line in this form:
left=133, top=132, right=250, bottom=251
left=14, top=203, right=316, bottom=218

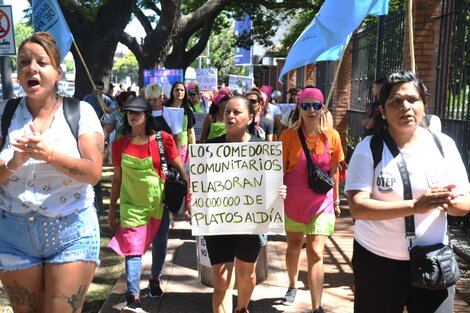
left=145, top=83, right=163, bottom=99
left=291, top=107, right=330, bottom=132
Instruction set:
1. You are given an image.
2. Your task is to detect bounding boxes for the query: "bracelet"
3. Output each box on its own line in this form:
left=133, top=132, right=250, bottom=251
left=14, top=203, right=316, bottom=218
left=334, top=199, right=341, bottom=206
left=4, top=159, right=16, bottom=173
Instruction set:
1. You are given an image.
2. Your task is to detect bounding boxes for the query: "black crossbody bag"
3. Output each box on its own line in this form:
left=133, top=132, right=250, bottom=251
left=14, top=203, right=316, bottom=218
left=380, top=130, right=460, bottom=290
left=297, top=128, right=333, bottom=194
left=156, top=132, right=188, bottom=214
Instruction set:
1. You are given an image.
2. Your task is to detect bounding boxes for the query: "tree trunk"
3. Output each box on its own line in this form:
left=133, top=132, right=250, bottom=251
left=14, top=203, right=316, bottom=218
left=61, top=0, right=135, bottom=99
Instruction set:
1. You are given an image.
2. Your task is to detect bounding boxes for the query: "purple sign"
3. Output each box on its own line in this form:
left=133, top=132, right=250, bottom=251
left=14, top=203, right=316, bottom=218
left=143, top=69, right=184, bottom=97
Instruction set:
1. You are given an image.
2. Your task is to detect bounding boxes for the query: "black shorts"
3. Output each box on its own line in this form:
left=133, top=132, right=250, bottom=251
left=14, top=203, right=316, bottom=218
left=204, top=234, right=266, bottom=265
left=352, top=240, right=455, bottom=313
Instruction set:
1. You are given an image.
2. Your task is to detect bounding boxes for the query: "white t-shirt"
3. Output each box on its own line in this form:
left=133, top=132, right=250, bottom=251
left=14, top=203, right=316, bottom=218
left=345, top=127, right=470, bottom=260
left=267, top=103, right=282, bottom=117
left=0, top=98, right=103, bottom=217
left=152, top=107, right=183, bottom=135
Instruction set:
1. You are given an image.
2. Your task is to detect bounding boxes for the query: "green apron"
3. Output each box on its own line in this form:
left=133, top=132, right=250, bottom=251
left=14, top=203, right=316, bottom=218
left=207, top=122, right=227, bottom=140
left=120, top=152, right=165, bottom=228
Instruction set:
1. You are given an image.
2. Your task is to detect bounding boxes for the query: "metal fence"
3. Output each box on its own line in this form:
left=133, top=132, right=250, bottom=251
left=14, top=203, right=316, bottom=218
left=348, top=9, right=406, bottom=139
left=435, top=0, right=470, bottom=233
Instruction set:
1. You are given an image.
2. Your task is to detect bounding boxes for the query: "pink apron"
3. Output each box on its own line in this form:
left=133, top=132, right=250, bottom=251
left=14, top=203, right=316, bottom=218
left=284, top=131, right=334, bottom=224
left=108, top=139, right=165, bottom=256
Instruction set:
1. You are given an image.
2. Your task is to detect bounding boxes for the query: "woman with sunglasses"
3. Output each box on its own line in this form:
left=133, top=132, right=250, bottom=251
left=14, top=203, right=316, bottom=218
left=280, top=87, right=344, bottom=313
left=245, top=89, right=274, bottom=141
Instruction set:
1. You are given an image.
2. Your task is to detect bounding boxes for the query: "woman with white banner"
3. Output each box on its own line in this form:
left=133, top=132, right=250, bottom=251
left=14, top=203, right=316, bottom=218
left=204, top=96, right=287, bottom=313
left=280, top=87, right=344, bottom=313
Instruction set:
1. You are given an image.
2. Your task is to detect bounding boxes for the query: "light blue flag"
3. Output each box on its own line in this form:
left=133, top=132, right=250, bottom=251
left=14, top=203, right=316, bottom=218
left=32, top=0, right=74, bottom=62
left=279, top=0, right=389, bottom=82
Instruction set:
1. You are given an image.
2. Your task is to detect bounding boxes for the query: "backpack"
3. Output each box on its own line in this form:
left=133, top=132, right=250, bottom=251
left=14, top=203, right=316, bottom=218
left=370, top=129, right=444, bottom=169
left=0, top=97, right=80, bottom=150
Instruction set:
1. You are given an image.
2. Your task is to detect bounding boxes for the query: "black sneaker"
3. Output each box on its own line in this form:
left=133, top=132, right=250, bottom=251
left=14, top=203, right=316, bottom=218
left=313, top=307, right=325, bottom=313
left=148, top=277, right=163, bottom=298
left=282, top=287, right=297, bottom=305
left=122, top=294, right=146, bottom=313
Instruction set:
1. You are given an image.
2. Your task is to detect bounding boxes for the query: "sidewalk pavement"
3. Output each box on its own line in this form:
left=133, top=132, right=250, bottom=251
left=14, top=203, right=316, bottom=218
left=99, top=208, right=470, bottom=313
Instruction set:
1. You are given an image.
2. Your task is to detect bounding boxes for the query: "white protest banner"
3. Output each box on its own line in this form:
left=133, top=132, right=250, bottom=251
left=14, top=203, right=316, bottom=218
left=193, top=112, right=208, bottom=142
left=276, top=103, right=297, bottom=114
left=228, top=74, right=253, bottom=94
left=189, top=142, right=284, bottom=236
left=196, top=68, right=218, bottom=91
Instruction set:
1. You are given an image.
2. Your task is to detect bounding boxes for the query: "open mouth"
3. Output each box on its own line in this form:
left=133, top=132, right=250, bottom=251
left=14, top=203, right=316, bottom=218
left=27, top=79, right=40, bottom=87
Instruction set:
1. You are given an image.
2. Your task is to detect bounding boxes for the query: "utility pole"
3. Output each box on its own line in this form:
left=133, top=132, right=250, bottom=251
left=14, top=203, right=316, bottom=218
left=0, top=0, right=14, bottom=100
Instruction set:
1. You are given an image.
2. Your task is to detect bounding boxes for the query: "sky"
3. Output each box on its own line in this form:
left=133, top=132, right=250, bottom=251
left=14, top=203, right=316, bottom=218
left=5, top=0, right=145, bottom=40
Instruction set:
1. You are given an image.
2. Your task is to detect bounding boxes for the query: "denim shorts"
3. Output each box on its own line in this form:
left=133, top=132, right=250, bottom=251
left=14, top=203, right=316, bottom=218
left=0, top=206, right=100, bottom=271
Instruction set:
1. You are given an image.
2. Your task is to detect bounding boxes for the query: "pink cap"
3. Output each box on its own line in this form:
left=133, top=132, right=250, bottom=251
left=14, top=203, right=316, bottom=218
left=260, top=85, right=273, bottom=98
left=298, top=87, right=324, bottom=104
left=212, top=93, right=230, bottom=106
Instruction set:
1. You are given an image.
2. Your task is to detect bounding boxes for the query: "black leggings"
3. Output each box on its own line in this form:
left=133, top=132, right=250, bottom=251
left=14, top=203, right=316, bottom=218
left=352, top=240, right=455, bottom=313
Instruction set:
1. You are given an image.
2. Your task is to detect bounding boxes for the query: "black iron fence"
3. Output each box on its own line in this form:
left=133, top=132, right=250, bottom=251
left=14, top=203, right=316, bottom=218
left=435, top=0, right=470, bottom=233
left=348, top=9, right=406, bottom=140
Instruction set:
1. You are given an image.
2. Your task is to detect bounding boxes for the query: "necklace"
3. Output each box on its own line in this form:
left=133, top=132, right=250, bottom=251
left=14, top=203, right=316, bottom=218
left=33, top=95, right=59, bottom=134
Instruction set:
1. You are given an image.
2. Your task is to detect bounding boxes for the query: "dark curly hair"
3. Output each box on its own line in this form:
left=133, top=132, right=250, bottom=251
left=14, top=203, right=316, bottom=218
left=372, top=71, right=427, bottom=133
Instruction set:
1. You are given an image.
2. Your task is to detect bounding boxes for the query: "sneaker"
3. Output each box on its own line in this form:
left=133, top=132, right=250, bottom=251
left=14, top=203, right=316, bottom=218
left=313, top=307, right=325, bottom=313
left=148, top=277, right=163, bottom=298
left=122, top=294, right=146, bottom=313
left=282, top=287, right=297, bottom=305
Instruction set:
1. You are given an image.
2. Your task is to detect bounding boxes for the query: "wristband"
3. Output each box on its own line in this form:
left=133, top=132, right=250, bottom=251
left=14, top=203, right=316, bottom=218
left=334, top=199, right=341, bottom=206
left=5, top=159, right=16, bottom=173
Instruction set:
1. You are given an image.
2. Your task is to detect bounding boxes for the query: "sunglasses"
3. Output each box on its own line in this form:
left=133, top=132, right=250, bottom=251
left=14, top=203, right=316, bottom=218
left=248, top=99, right=259, bottom=105
left=300, top=102, right=323, bottom=111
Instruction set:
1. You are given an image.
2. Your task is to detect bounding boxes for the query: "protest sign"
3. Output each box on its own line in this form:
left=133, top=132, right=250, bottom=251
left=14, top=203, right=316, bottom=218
left=143, top=69, right=183, bottom=97
left=196, top=236, right=212, bottom=267
left=190, top=142, right=284, bottom=236
left=228, top=74, right=253, bottom=94
left=276, top=103, right=297, bottom=114
left=193, top=112, right=208, bottom=142
left=196, top=68, right=217, bottom=91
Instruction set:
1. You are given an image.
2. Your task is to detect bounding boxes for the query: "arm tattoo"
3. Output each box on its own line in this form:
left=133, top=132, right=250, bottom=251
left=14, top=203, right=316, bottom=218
left=5, top=281, right=38, bottom=313
left=63, top=165, right=86, bottom=176
left=55, top=284, right=87, bottom=313
left=94, top=132, right=105, bottom=156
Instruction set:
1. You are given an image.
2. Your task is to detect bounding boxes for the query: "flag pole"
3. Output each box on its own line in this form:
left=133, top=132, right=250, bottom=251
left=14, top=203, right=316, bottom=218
left=325, top=43, right=347, bottom=108
left=408, top=0, right=416, bottom=73
left=72, top=40, right=107, bottom=114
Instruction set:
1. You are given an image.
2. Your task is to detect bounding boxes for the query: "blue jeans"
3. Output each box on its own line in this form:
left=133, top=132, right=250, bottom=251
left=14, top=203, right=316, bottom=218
left=125, top=255, right=142, bottom=296
left=151, top=208, right=170, bottom=278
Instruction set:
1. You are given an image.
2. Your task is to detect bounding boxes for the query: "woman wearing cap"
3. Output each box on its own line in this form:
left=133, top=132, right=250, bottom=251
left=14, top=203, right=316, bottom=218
left=107, top=97, right=187, bottom=312
left=280, top=87, right=344, bottom=313
left=198, top=93, right=230, bottom=143
left=187, top=83, right=209, bottom=113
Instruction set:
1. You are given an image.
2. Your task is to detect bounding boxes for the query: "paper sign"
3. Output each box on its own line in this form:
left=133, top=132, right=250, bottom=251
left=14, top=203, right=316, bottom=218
left=143, top=69, right=183, bottom=97
left=196, top=68, right=217, bottom=91
left=193, top=112, right=207, bottom=142
left=190, top=142, right=284, bottom=236
left=228, top=74, right=253, bottom=94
